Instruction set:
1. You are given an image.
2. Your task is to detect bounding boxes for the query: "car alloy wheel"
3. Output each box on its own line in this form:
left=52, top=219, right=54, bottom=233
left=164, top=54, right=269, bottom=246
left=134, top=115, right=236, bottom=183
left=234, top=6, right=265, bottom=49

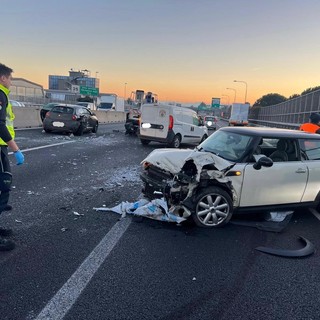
left=171, top=134, right=181, bottom=148
left=192, top=186, right=233, bottom=227
left=92, top=122, right=98, bottom=133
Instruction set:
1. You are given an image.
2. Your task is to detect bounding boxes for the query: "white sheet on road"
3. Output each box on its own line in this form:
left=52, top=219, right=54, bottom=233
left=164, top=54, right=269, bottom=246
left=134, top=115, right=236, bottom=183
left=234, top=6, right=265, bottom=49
left=94, top=198, right=186, bottom=224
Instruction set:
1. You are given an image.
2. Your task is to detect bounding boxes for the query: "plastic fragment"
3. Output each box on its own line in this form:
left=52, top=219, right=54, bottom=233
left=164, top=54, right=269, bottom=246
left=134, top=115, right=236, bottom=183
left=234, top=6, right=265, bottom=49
left=255, top=236, right=315, bottom=258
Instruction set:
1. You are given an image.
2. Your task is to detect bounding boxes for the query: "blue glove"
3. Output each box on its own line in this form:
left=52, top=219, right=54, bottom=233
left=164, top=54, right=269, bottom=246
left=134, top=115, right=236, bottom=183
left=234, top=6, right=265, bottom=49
left=14, top=150, right=24, bottom=165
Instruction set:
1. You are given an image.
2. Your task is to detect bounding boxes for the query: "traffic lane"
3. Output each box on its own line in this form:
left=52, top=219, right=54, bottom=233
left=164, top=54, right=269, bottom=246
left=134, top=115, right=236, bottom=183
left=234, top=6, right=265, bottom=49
left=63, top=209, right=320, bottom=320
left=14, top=122, right=126, bottom=150
left=0, top=130, right=151, bottom=320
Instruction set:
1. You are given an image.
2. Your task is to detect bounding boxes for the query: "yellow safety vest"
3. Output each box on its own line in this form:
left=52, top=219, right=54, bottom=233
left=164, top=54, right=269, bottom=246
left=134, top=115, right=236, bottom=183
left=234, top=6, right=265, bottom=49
left=0, top=84, right=15, bottom=145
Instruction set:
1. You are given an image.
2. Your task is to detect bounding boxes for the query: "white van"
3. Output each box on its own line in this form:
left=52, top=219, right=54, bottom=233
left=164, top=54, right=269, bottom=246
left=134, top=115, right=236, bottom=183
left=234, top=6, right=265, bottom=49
left=139, top=103, right=208, bottom=148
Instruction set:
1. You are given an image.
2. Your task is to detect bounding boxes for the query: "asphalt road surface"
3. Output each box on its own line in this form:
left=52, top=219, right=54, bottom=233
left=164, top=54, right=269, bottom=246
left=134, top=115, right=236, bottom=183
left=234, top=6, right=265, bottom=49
left=0, top=122, right=320, bottom=320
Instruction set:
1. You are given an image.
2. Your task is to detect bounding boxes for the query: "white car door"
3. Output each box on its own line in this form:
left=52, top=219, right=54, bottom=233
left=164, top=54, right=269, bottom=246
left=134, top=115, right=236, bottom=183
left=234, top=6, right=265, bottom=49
left=182, top=113, right=203, bottom=144
left=239, top=161, right=308, bottom=207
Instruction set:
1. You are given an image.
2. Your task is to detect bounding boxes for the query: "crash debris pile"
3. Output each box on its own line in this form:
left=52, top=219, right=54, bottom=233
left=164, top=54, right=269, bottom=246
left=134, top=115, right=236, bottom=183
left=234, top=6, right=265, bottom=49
left=94, top=198, right=186, bottom=224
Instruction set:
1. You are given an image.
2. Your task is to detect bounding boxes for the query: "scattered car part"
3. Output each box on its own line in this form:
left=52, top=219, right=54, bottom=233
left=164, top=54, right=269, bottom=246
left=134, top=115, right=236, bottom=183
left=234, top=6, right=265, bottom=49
left=255, top=236, right=315, bottom=258
left=230, top=211, right=293, bottom=233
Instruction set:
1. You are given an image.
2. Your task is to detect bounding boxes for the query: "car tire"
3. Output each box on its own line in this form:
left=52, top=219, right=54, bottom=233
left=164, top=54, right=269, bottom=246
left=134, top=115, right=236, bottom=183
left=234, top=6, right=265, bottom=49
left=140, top=139, right=150, bottom=145
left=92, top=122, right=98, bottom=133
left=44, top=128, right=51, bottom=133
left=191, top=186, right=233, bottom=228
left=170, top=134, right=181, bottom=148
left=75, top=124, right=84, bottom=136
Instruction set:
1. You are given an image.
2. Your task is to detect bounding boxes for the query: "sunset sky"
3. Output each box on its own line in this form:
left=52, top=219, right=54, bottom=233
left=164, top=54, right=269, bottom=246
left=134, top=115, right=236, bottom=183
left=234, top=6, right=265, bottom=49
left=2, top=0, right=320, bottom=105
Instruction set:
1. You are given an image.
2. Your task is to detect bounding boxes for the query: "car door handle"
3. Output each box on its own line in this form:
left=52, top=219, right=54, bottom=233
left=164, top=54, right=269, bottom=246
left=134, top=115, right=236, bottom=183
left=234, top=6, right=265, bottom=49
left=296, top=168, right=307, bottom=173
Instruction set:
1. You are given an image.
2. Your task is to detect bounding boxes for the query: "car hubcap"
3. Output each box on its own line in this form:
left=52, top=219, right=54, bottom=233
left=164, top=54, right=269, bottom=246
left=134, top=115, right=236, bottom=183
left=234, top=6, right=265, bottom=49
left=196, top=194, right=229, bottom=226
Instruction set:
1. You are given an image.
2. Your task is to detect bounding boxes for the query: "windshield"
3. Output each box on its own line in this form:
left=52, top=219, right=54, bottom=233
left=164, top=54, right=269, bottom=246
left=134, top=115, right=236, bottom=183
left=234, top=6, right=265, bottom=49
left=198, top=130, right=253, bottom=161
left=99, top=102, right=113, bottom=109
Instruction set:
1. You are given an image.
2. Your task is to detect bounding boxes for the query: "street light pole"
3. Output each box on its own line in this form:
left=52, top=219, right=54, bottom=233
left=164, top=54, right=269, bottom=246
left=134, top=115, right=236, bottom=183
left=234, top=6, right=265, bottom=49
left=226, top=88, right=237, bottom=103
left=233, top=80, right=247, bottom=103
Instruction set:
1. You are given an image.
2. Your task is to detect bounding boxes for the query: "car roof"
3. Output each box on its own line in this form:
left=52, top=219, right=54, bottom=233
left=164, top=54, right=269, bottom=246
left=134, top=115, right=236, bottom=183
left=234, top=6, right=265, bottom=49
left=220, top=126, right=320, bottom=140
left=51, top=104, right=84, bottom=108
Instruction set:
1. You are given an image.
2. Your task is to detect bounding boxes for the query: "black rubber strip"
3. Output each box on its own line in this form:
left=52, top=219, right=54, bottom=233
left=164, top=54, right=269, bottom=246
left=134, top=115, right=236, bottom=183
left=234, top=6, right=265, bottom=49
left=255, top=236, right=315, bottom=258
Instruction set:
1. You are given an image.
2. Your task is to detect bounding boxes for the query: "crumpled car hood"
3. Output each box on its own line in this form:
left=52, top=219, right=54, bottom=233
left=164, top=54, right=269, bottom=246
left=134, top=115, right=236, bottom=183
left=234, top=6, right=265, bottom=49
left=141, top=148, right=232, bottom=180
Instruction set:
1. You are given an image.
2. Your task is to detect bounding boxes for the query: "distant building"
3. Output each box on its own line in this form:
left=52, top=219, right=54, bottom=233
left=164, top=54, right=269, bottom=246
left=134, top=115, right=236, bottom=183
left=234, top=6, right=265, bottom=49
left=46, top=69, right=100, bottom=102
left=48, top=69, right=99, bottom=91
left=11, top=78, right=44, bottom=99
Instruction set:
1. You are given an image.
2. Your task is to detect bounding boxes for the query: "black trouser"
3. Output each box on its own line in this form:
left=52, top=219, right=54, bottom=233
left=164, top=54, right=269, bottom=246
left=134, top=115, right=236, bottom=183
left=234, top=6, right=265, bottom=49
left=0, top=146, right=10, bottom=215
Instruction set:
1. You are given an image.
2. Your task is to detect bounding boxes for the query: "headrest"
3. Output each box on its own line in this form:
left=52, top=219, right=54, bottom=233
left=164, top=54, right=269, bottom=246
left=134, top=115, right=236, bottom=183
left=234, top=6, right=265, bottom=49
left=285, top=140, right=295, bottom=153
left=277, top=140, right=287, bottom=151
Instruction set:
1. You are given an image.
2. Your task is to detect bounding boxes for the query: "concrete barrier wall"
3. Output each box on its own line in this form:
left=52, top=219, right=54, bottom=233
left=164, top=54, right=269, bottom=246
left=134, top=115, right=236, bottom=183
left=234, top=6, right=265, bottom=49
left=94, top=110, right=126, bottom=123
left=12, top=106, right=126, bottom=129
left=13, top=106, right=43, bottom=128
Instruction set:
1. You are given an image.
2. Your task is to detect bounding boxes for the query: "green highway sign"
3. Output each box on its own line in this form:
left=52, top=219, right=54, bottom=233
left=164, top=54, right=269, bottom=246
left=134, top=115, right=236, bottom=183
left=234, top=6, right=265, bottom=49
left=80, top=86, right=99, bottom=96
left=211, top=97, right=220, bottom=108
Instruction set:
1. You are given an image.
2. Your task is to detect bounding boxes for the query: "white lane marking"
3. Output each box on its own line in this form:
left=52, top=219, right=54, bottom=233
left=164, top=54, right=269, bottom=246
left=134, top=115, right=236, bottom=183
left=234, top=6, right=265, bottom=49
left=8, top=141, right=76, bottom=155
left=34, top=218, right=131, bottom=320
left=309, top=208, right=320, bottom=221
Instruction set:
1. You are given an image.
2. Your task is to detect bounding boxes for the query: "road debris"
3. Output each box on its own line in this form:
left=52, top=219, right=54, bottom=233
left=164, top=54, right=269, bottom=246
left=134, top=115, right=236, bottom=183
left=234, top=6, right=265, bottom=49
left=94, top=198, right=186, bottom=224
left=73, top=211, right=84, bottom=216
left=230, top=211, right=293, bottom=232
left=256, top=236, right=315, bottom=258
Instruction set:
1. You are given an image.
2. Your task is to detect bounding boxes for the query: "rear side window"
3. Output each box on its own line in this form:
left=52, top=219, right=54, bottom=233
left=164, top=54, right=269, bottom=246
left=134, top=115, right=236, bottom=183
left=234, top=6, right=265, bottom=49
left=51, top=106, right=74, bottom=114
left=299, top=139, right=320, bottom=160
left=78, top=108, right=90, bottom=115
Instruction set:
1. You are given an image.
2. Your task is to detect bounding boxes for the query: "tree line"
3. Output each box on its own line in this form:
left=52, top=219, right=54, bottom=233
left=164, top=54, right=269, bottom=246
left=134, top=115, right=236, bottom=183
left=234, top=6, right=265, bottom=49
left=253, top=86, right=320, bottom=107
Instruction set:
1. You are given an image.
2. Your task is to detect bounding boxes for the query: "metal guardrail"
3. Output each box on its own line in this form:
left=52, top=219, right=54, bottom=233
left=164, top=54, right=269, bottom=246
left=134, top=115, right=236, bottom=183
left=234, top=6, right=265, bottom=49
left=248, top=120, right=300, bottom=130
left=248, top=89, right=320, bottom=128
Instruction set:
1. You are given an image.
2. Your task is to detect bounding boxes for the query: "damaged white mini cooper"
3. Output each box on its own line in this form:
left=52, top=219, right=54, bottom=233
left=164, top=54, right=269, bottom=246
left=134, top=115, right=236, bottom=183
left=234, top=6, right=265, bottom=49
left=140, top=127, right=320, bottom=227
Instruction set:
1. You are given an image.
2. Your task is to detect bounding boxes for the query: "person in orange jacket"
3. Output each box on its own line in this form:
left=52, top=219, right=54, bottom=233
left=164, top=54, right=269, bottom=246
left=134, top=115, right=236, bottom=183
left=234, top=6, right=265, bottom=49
left=299, top=113, right=320, bottom=134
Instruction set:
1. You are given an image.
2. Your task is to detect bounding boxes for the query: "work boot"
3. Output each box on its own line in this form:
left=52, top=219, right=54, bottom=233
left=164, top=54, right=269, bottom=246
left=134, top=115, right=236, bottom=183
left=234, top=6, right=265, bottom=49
left=4, top=204, right=12, bottom=211
left=0, top=237, right=15, bottom=251
left=0, top=228, right=13, bottom=237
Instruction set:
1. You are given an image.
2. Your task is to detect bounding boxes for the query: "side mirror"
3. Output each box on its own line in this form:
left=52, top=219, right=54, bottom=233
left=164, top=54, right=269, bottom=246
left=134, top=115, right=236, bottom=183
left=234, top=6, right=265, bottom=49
left=253, top=156, right=273, bottom=170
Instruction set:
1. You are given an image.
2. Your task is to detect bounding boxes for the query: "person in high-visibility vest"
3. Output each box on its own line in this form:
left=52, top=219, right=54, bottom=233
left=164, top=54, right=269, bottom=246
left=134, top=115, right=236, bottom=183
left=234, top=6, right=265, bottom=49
left=0, top=63, right=24, bottom=251
left=299, top=113, right=320, bottom=134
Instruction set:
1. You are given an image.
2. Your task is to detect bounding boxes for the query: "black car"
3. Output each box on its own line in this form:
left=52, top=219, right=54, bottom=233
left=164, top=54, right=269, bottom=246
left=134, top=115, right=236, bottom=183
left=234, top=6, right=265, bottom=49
left=43, top=105, right=98, bottom=135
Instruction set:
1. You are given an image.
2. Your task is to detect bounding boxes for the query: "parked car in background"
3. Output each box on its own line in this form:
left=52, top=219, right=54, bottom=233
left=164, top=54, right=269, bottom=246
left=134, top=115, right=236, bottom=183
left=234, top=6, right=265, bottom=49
left=40, top=102, right=61, bottom=121
left=10, top=100, right=25, bottom=107
left=140, top=126, right=320, bottom=228
left=203, top=115, right=217, bottom=130
left=43, top=105, right=98, bottom=135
